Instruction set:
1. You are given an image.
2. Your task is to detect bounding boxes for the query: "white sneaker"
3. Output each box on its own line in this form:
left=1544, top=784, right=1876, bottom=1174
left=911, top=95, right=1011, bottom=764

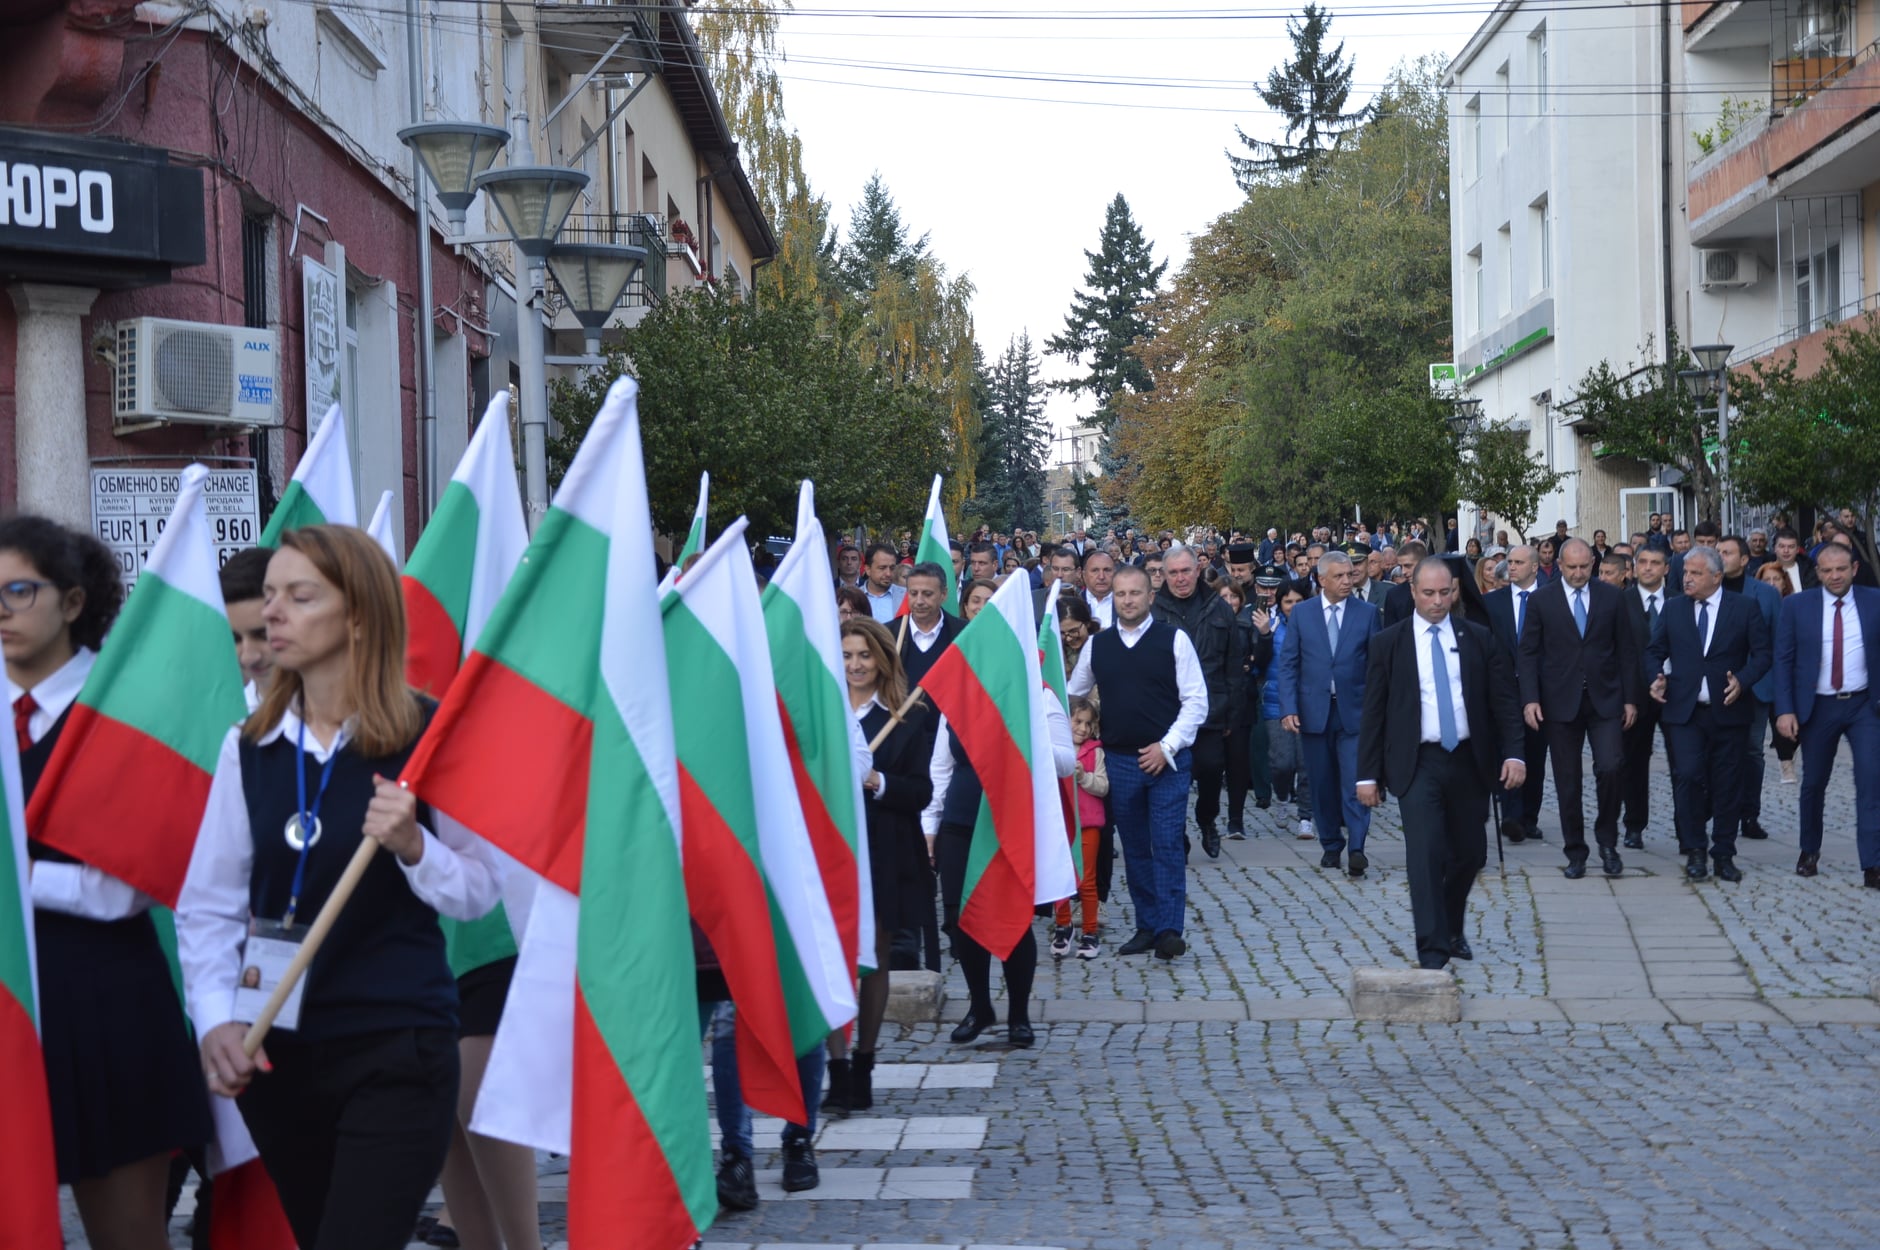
left=1050, top=925, right=1073, bottom=958
left=1297, top=818, right=1316, bottom=841
left=1077, top=933, right=1100, bottom=959
left=1780, top=760, right=1798, bottom=784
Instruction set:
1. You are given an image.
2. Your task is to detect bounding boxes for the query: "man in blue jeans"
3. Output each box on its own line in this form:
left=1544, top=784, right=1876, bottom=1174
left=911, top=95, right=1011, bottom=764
left=1069, top=564, right=1209, bottom=961
left=703, top=999, right=825, bottom=1210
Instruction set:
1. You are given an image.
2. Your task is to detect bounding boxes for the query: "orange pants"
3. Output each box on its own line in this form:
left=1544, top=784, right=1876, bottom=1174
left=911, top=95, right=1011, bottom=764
left=1053, top=826, right=1102, bottom=934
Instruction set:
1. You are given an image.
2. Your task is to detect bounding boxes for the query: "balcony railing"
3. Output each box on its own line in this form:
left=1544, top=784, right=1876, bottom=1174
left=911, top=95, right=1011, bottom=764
left=1771, top=36, right=1879, bottom=111
left=554, top=211, right=668, bottom=310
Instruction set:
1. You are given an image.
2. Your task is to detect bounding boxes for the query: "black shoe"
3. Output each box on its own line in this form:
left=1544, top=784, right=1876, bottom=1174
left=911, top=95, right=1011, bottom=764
left=1601, top=848, right=1624, bottom=878
left=1226, top=826, right=1247, bottom=841
left=1418, top=954, right=1450, bottom=970
left=1865, top=867, right=1880, bottom=889
left=1256, top=796, right=1272, bottom=810
left=851, top=1051, right=875, bottom=1111
left=780, top=1140, right=819, bottom=1193
left=428, top=1225, right=462, bottom=1248
left=1154, top=930, right=1187, bottom=961
left=1202, top=825, right=1222, bottom=858
left=1622, top=831, right=1644, bottom=850
left=1742, top=819, right=1770, bottom=841
left=1319, top=849, right=1342, bottom=870
left=1348, top=850, right=1369, bottom=878
left=716, top=1152, right=759, bottom=1211
left=1563, top=859, right=1587, bottom=880
left=1501, top=820, right=1526, bottom=845
left=823, top=1057, right=853, bottom=1118
left=1118, top=928, right=1156, bottom=956
left=1685, top=853, right=1709, bottom=882
left=950, top=1012, right=995, bottom=1044
left=1450, top=935, right=1474, bottom=961
left=1797, top=852, right=1820, bottom=877
left=1007, top=1022, right=1036, bottom=1048
left=1526, top=825, right=1544, bottom=842
left=1714, top=856, right=1743, bottom=883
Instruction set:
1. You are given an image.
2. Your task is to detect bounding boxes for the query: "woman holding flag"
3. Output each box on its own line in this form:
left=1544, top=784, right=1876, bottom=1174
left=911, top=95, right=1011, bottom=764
left=177, top=525, right=505, bottom=1250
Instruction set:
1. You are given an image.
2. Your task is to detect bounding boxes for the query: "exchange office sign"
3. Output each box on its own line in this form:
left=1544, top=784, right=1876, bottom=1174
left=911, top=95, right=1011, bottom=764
left=92, top=467, right=261, bottom=593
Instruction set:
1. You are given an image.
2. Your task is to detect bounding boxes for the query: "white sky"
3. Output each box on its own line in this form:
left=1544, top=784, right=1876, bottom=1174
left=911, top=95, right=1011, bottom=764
left=771, top=0, right=1490, bottom=446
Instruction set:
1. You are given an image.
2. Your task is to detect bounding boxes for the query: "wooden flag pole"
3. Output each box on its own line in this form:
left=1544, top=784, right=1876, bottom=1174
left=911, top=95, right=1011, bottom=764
left=867, top=687, right=928, bottom=753
left=242, top=836, right=382, bottom=1057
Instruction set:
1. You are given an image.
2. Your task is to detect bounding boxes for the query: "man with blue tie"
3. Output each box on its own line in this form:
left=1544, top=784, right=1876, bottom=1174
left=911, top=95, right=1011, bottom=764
left=1277, top=550, right=1380, bottom=876
left=1645, top=547, right=1772, bottom=882
left=1773, top=541, right=1880, bottom=887
left=1483, top=546, right=1548, bottom=843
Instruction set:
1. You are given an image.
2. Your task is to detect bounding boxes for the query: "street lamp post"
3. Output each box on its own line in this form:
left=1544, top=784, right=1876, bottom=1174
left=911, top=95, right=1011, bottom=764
left=1678, top=343, right=1735, bottom=532
left=547, top=242, right=648, bottom=356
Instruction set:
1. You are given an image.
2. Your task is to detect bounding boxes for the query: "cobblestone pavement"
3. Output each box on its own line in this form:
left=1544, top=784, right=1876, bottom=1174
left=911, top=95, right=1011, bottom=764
left=94, top=741, right=1880, bottom=1249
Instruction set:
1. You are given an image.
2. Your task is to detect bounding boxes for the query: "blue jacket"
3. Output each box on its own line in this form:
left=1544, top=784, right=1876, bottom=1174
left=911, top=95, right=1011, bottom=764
left=1262, top=612, right=1290, bottom=721
left=1773, top=584, right=1880, bottom=723
left=1276, top=593, right=1379, bottom=735
left=1729, top=576, right=1781, bottom=703
left=1644, top=589, right=1771, bottom=727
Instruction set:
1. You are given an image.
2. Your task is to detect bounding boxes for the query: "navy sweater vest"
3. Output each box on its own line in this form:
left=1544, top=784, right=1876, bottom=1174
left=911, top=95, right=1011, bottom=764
left=1089, top=623, right=1181, bottom=751
left=938, top=725, right=984, bottom=830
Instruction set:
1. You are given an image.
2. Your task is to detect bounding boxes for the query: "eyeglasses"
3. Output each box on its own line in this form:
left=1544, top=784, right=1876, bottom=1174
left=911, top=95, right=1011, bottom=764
left=0, top=579, right=55, bottom=612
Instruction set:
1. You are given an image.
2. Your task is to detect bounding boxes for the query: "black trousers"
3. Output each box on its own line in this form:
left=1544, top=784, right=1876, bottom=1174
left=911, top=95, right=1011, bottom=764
left=1619, top=699, right=1665, bottom=835
left=1506, top=721, right=1549, bottom=832
left=1191, top=727, right=1228, bottom=830
left=1224, top=723, right=1254, bottom=829
left=239, top=1027, right=459, bottom=1250
left=1545, top=692, right=1626, bottom=858
left=1663, top=707, right=1744, bottom=860
left=937, top=821, right=1036, bottom=1025
left=1397, top=744, right=1489, bottom=965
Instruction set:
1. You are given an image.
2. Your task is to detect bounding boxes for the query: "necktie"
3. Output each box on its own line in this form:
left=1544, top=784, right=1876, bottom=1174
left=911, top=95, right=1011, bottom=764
left=13, top=692, right=37, bottom=756
left=1327, top=602, right=1341, bottom=654
left=1517, top=589, right=1530, bottom=639
left=1647, top=594, right=1658, bottom=631
left=1697, top=600, right=1710, bottom=657
left=1573, top=589, right=1587, bottom=637
left=1832, top=597, right=1845, bottom=691
left=1430, top=626, right=1459, bottom=751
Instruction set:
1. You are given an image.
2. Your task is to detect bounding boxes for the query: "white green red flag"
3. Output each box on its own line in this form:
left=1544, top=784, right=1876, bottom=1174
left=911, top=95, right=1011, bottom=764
left=920, top=570, right=1076, bottom=959
left=403, top=378, right=713, bottom=1249
left=366, top=489, right=400, bottom=568
left=912, top=473, right=958, bottom=614
left=260, top=402, right=356, bottom=544
left=666, top=518, right=853, bottom=1122
left=762, top=480, right=874, bottom=985
left=0, top=708, right=59, bottom=1250
left=27, top=464, right=247, bottom=906
left=677, top=470, right=710, bottom=567
left=1036, top=584, right=1082, bottom=877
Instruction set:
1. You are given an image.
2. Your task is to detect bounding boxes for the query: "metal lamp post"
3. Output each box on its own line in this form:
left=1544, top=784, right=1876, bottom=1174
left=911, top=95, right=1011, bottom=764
left=1679, top=342, right=1735, bottom=531
left=547, top=242, right=647, bottom=356
left=473, top=166, right=591, bottom=527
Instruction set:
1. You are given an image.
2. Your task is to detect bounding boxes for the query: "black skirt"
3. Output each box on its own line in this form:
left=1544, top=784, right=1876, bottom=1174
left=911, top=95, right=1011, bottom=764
left=455, top=955, right=517, bottom=1039
left=36, top=909, right=212, bottom=1184
left=866, top=810, right=934, bottom=935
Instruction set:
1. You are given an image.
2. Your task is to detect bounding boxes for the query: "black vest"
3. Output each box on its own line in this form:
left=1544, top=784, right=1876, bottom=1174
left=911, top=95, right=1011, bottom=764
left=938, top=725, right=984, bottom=831
left=240, top=701, right=458, bottom=1041
left=22, top=704, right=78, bottom=863
left=1089, top=622, right=1181, bottom=751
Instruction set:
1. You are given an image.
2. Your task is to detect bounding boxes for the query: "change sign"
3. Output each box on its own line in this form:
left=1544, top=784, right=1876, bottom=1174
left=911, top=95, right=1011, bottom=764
left=92, top=466, right=260, bottom=592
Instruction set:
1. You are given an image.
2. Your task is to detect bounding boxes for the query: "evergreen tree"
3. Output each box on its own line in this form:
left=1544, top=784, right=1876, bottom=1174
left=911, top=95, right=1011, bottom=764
left=1228, top=3, right=1373, bottom=189
left=970, top=334, right=1049, bottom=533
left=833, top=173, right=930, bottom=298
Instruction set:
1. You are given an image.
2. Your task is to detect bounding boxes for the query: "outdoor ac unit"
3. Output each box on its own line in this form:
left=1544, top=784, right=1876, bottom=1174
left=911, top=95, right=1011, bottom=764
left=114, top=318, right=281, bottom=430
left=1698, top=249, right=1761, bottom=289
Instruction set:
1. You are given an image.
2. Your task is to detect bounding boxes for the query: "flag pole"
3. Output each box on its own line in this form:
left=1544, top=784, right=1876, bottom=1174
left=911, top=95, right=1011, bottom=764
left=867, top=687, right=928, bottom=753
left=242, top=836, right=382, bottom=1057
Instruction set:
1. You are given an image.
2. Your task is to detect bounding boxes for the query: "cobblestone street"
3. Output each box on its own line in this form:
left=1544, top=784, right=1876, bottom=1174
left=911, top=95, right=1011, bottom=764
left=124, top=742, right=1880, bottom=1249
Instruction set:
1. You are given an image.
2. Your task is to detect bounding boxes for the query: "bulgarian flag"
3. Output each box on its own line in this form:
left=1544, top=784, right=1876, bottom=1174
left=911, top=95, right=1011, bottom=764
left=366, top=489, right=400, bottom=568
left=260, top=402, right=357, bottom=544
left=762, top=481, right=873, bottom=985
left=1037, top=585, right=1082, bottom=879
left=403, top=378, right=712, bottom=1249
left=27, top=464, right=247, bottom=906
left=676, top=471, right=710, bottom=567
left=911, top=473, right=958, bottom=615
left=920, top=571, right=1077, bottom=959
left=0, top=710, right=58, bottom=1250
left=666, top=518, right=853, bottom=1122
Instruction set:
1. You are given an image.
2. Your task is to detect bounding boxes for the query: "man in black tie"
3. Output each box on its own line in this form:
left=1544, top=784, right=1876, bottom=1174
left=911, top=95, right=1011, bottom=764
left=1619, top=545, right=1678, bottom=847
left=1483, top=545, right=1548, bottom=843
left=1357, top=559, right=1525, bottom=969
left=1519, top=539, right=1640, bottom=878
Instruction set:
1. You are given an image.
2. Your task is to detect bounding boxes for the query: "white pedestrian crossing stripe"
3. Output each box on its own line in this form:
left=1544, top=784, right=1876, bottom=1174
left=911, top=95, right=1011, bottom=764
left=711, top=1115, right=989, bottom=1151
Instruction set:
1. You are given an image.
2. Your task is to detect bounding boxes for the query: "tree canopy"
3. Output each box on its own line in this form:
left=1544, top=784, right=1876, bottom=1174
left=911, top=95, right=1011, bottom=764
left=968, top=333, right=1050, bottom=534
left=1228, top=3, right=1374, bottom=189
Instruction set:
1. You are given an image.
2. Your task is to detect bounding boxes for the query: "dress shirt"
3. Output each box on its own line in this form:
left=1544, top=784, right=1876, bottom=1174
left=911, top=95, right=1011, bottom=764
left=1635, top=583, right=1667, bottom=619
left=1818, top=590, right=1870, bottom=694
left=920, top=700, right=1076, bottom=838
left=1066, top=616, right=1209, bottom=761
left=1084, top=590, right=1114, bottom=630
left=1692, top=587, right=1723, bottom=703
left=1413, top=616, right=1471, bottom=744
left=1783, top=562, right=1803, bottom=594
left=11, top=649, right=152, bottom=922
left=1322, top=596, right=1347, bottom=693
left=865, top=583, right=906, bottom=623
left=910, top=617, right=944, bottom=652
left=851, top=692, right=889, bottom=798
left=176, top=706, right=506, bottom=1039
left=1511, top=582, right=1537, bottom=638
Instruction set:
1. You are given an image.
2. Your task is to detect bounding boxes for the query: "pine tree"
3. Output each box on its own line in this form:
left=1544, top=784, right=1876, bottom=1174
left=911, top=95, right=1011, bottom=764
left=833, top=173, right=930, bottom=298
left=970, top=334, right=1049, bottom=533
left=1228, top=3, right=1373, bottom=189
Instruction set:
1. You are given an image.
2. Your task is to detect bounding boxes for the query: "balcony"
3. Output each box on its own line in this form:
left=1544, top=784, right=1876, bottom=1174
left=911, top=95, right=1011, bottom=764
left=534, top=1, right=660, bottom=81
left=548, top=212, right=667, bottom=317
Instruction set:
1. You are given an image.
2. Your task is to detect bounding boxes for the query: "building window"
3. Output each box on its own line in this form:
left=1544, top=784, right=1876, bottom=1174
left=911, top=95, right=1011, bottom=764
left=1464, top=95, right=1481, bottom=182
left=1528, top=24, right=1547, bottom=116
left=1497, top=224, right=1513, bottom=316
left=1467, top=247, right=1484, bottom=335
left=1786, top=0, right=1853, bottom=58
left=1495, top=62, right=1511, bottom=151
left=1779, top=194, right=1861, bottom=336
left=1531, top=196, right=1551, bottom=294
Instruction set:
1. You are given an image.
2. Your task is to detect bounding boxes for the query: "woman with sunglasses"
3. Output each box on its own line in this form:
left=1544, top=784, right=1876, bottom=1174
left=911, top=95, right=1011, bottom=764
left=2, top=516, right=211, bottom=1250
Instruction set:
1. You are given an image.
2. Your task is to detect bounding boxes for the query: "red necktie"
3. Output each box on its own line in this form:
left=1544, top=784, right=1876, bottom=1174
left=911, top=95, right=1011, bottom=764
left=13, top=692, right=37, bottom=755
left=1832, top=598, right=1845, bottom=692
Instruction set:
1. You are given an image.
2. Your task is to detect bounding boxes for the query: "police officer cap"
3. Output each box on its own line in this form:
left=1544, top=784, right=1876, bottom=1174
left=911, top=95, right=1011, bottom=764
left=1254, top=562, right=1287, bottom=588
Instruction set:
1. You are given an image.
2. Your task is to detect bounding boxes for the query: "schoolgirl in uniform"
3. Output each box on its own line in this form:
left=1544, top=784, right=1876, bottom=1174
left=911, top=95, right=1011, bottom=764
left=1, top=515, right=211, bottom=1250
left=177, top=525, right=504, bottom=1250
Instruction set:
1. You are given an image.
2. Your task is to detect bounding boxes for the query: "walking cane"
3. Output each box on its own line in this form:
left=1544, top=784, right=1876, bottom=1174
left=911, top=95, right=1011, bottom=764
left=1492, top=784, right=1507, bottom=879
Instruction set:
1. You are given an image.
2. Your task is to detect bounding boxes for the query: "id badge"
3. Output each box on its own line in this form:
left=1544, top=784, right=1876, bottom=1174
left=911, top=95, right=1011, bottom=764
left=233, top=920, right=310, bottom=1033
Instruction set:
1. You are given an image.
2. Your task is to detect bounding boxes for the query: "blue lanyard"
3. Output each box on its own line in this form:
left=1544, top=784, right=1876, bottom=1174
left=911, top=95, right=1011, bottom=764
left=284, top=717, right=341, bottom=927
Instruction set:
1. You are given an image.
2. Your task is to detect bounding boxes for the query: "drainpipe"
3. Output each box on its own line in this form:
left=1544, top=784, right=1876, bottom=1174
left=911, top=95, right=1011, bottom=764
left=1661, top=0, right=1678, bottom=353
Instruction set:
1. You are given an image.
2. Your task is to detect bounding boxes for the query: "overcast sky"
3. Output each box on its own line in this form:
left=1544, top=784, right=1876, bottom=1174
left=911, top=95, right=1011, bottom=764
left=769, top=0, right=1488, bottom=445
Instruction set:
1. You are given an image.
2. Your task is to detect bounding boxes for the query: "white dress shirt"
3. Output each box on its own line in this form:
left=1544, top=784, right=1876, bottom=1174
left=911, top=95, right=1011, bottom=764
left=1066, top=617, right=1209, bottom=760
left=1691, top=586, right=1723, bottom=703
left=1635, top=583, right=1667, bottom=619
left=1818, top=590, right=1870, bottom=694
left=1783, top=562, right=1804, bottom=594
left=1413, top=616, right=1471, bottom=744
left=176, top=706, right=505, bottom=1039
left=910, top=617, right=944, bottom=652
left=920, top=700, right=1076, bottom=839
left=11, top=649, right=154, bottom=922
left=1084, top=590, right=1114, bottom=630
left=851, top=691, right=888, bottom=797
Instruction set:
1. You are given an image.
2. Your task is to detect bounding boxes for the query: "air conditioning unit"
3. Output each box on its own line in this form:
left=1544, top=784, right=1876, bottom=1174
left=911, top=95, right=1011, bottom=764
left=114, top=318, right=281, bottom=431
left=1698, top=249, right=1761, bottom=290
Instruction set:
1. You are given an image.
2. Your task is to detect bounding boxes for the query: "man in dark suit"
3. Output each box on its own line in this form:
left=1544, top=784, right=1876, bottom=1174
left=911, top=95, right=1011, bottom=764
left=899, top=562, right=963, bottom=687
left=1482, top=545, right=1549, bottom=844
left=1031, top=545, right=1079, bottom=623
left=1619, top=544, right=1678, bottom=847
left=1773, top=540, right=1880, bottom=886
left=1645, top=546, right=1773, bottom=882
left=1519, top=538, right=1640, bottom=878
left=1277, top=550, right=1380, bottom=876
left=1357, top=558, right=1525, bottom=969
left=1721, top=535, right=1781, bottom=843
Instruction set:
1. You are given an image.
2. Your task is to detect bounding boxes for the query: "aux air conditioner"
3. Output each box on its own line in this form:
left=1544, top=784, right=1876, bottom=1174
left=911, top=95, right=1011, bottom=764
left=113, top=317, right=280, bottom=432
left=1698, top=249, right=1761, bottom=290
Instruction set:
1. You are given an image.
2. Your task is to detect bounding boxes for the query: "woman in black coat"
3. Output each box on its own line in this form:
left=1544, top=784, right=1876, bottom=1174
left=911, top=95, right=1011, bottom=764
left=826, top=616, right=933, bottom=1115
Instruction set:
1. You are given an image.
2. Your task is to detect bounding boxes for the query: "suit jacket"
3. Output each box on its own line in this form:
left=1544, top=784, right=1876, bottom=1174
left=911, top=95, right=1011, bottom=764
left=1362, top=580, right=1392, bottom=608
left=1726, top=576, right=1781, bottom=703
left=900, top=612, right=963, bottom=688
left=1483, top=583, right=1543, bottom=672
left=1380, top=581, right=1412, bottom=628
left=1358, top=616, right=1523, bottom=797
left=1623, top=585, right=1681, bottom=657
left=1644, top=590, right=1772, bottom=727
left=1276, top=593, right=1379, bottom=735
left=1772, top=584, right=1880, bottom=723
left=1517, top=578, right=1640, bottom=721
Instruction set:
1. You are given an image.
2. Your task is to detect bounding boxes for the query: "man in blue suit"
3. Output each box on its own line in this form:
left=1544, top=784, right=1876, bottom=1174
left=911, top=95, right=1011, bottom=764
left=1720, top=535, right=1781, bottom=842
left=1773, top=541, right=1880, bottom=887
left=1277, top=550, right=1380, bottom=876
left=1645, top=546, right=1772, bottom=882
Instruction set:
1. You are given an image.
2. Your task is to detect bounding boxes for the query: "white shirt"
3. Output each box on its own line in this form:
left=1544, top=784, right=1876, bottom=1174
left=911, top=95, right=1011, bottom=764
left=1084, top=590, right=1114, bottom=630
left=1635, top=583, right=1667, bottom=619
left=1066, top=616, right=1210, bottom=760
left=1413, top=617, right=1471, bottom=744
left=10, top=649, right=153, bottom=922
left=920, top=700, right=1076, bottom=839
left=910, top=616, right=944, bottom=652
left=1818, top=590, right=1870, bottom=694
left=865, top=583, right=906, bottom=624
left=1783, top=562, right=1804, bottom=594
left=176, top=706, right=505, bottom=1039
left=1691, top=587, right=1724, bottom=703
left=851, top=692, right=889, bottom=798
left=1511, top=581, right=1538, bottom=638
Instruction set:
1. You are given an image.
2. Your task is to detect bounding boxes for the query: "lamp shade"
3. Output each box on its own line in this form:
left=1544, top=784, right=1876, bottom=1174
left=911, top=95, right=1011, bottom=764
left=1692, top=343, right=1734, bottom=373
left=397, top=122, right=509, bottom=226
left=547, top=242, right=648, bottom=345
left=473, top=166, right=592, bottom=258
left=1447, top=395, right=1484, bottom=435
left=1678, top=368, right=1717, bottom=400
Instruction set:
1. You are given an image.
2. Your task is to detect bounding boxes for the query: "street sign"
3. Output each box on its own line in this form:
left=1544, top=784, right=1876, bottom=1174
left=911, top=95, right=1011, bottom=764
left=91, top=465, right=260, bottom=592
